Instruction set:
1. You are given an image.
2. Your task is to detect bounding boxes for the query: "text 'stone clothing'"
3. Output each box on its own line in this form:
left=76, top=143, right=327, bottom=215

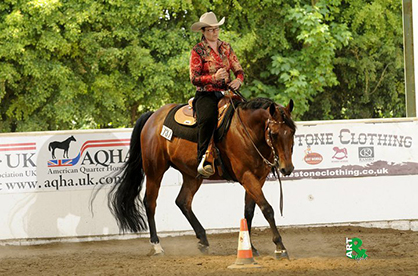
left=190, top=38, right=244, bottom=162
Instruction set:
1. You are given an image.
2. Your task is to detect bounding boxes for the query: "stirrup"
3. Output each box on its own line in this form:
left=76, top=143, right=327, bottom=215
left=197, top=154, right=215, bottom=177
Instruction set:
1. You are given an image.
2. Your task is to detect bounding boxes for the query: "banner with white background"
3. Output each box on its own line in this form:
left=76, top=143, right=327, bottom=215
left=1, top=118, right=418, bottom=243
left=284, top=118, right=418, bottom=180
left=0, top=130, right=131, bottom=194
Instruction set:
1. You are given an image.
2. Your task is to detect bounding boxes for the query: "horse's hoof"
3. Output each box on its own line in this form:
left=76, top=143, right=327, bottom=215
left=198, top=242, right=209, bottom=254
left=252, top=247, right=260, bottom=257
left=275, top=249, right=289, bottom=260
left=147, top=243, right=165, bottom=257
left=147, top=251, right=165, bottom=257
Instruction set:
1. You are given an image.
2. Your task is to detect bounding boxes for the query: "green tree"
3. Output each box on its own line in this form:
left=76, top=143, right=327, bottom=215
left=0, top=0, right=197, bottom=132
left=0, top=0, right=405, bottom=132
left=301, top=0, right=405, bottom=119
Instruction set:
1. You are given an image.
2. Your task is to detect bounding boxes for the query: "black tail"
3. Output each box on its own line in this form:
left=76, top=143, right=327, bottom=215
left=108, top=111, right=154, bottom=233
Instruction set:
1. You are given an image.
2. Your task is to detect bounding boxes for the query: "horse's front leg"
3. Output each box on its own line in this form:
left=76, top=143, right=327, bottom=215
left=176, top=174, right=209, bottom=253
left=244, top=192, right=259, bottom=256
left=242, top=175, right=289, bottom=260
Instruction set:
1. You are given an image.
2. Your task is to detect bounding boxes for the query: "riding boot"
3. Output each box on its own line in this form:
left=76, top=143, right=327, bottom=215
left=197, top=138, right=216, bottom=177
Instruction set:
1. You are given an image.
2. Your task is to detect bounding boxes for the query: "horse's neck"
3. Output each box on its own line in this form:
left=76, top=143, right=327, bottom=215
left=245, top=108, right=267, bottom=130
left=237, top=108, right=268, bottom=143
left=230, top=108, right=272, bottom=172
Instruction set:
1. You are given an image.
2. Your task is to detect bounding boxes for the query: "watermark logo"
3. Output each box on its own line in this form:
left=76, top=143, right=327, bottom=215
left=346, top=237, right=367, bottom=260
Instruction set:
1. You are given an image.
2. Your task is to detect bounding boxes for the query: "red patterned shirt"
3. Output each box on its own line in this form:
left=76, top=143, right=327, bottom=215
left=190, top=38, right=244, bottom=92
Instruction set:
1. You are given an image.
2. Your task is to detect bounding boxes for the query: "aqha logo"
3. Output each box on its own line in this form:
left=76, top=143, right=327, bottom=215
left=47, top=138, right=130, bottom=167
left=304, top=147, right=323, bottom=165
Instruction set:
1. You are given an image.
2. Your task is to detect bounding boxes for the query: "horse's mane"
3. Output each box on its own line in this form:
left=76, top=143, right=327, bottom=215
left=239, top=98, right=274, bottom=110
left=238, top=98, right=296, bottom=131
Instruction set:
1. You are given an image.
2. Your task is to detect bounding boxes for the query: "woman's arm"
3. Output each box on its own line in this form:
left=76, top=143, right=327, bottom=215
left=228, top=46, right=244, bottom=83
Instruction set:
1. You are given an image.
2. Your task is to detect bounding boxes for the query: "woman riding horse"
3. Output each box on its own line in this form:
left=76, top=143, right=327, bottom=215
left=190, top=12, right=244, bottom=177
left=108, top=97, right=295, bottom=258
left=107, top=12, right=296, bottom=260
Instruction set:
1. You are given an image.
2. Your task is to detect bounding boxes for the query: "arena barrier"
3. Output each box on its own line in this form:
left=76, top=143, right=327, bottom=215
left=1, top=117, right=418, bottom=244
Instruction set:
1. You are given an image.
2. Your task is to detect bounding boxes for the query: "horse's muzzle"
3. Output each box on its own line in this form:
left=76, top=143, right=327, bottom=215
left=280, top=164, right=294, bottom=176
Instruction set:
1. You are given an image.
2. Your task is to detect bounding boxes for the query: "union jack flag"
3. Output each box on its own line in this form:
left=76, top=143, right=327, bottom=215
left=48, top=159, right=74, bottom=167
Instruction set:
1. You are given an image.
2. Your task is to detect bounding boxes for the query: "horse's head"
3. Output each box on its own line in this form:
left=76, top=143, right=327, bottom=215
left=265, top=100, right=296, bottom=176
left=70, top=135, right=77, bottom=142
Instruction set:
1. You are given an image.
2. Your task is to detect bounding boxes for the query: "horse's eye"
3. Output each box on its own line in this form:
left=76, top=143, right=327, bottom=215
left=271, top=132, right=279, bottom=138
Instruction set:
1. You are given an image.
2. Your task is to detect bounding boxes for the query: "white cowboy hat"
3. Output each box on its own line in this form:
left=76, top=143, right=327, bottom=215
left=191, top=12, right=225, bottom=32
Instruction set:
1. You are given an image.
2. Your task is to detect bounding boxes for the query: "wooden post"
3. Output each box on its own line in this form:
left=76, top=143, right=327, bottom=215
left=403, top=0, right=417, bottom=117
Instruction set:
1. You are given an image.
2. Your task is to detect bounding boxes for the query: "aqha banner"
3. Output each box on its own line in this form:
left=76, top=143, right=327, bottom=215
left=0, top=129, right=131, bottom=194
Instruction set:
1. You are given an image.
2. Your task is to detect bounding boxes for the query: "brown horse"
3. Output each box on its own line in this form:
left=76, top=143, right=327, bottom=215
left=108, top=97, right=296, bottom=258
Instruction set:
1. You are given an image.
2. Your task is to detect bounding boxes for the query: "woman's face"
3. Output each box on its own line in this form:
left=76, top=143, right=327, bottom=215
left=202, top=26, right=220, bottom=42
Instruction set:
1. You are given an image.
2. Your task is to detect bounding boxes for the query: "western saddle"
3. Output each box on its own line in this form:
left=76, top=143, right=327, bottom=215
left=174, top=92, right=243, bottom=177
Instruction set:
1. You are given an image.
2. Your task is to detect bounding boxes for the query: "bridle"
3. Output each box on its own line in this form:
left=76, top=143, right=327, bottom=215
left=265, top=118, right=285, bottom=168
left=229, top=96, right=287, bottom=216
left=229, top=98, right=284, bottom=169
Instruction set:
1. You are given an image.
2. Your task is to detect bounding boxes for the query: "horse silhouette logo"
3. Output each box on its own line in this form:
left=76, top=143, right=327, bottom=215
left=332, top=147, right=348, bottom=160
left=48, top=136, right=77, bottom=159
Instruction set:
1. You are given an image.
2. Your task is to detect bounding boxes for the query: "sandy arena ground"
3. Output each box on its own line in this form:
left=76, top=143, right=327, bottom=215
left=1, top=226, right=418, bottom=275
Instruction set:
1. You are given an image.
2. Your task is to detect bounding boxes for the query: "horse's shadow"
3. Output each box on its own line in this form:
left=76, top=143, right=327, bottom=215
left=48, top=135, right=77, bottom=159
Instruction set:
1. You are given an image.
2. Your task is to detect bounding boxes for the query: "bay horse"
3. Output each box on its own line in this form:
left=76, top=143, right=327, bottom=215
left=108, top=97, right=296, bottom=259
left=48, top=135, right=77, bottom=159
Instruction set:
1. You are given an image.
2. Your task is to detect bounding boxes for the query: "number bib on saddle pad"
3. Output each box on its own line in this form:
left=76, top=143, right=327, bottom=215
left=161, top=99, right=236, bottom=143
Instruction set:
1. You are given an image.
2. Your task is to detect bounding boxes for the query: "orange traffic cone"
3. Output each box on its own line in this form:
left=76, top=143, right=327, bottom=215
left=228, top=218, right=262, bottom=269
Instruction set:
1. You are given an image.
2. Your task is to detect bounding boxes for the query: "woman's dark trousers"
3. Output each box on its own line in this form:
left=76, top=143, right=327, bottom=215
left=193, top=91, right=221, bottom=162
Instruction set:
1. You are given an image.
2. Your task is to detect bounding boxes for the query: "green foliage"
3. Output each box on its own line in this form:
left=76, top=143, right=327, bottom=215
left=0, top=0, right=196, bottom=131
left=0, top=0, right=405, bottom=132
left=270, top=1, right=351, bottom=116
left=301, top=0, right=405, bottom=119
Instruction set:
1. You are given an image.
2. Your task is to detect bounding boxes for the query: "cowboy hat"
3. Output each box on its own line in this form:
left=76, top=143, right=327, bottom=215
left=191, top=12, right=225, bottom=32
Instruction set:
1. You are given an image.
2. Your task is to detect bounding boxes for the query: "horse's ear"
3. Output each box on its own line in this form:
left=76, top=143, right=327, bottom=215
left=269, top=103, right=276, bottom=117
left=286, top=99, right=294, bottom=113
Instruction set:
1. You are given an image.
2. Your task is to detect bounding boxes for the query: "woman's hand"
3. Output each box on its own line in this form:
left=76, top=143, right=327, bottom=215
left=228, top=79, right=242, bottom=91
left=214, top=68, right=228, bottom=81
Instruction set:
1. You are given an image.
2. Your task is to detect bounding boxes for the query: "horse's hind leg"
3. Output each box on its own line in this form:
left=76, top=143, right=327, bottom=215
left=144, top=168, right=167, bottom=256
left=175, top=174, right=208, bottom=253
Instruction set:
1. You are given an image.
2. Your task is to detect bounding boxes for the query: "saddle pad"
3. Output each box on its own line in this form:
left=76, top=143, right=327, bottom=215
left=162, top=103, right=236, bottom=143
left=163, top=104, right=198, bottom=142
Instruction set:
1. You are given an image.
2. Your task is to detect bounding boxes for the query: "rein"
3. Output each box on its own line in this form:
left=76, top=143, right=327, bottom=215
left=228, top=94, right=285, bottom=216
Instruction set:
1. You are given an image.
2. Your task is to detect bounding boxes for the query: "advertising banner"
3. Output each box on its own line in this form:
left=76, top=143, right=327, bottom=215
left=1, top=118, right=417, bottom=242
left=284, top=119, right=418, bottom=180
left=0, top=130, right=131, bottom=195
left=2, top=119, right=418, bottom=193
